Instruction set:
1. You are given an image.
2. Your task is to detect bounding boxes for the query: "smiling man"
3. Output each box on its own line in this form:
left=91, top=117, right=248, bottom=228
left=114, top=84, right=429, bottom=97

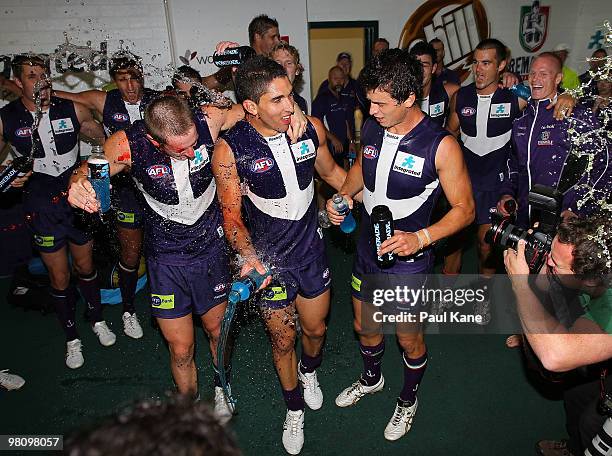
left=212, top=56, right=346, bottom=455
left=68, top=95, right=244, bottom=424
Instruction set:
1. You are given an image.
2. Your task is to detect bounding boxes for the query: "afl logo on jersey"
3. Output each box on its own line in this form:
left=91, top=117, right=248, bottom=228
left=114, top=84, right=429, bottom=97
left=147, top=164, right=171, bottom=179
left=112, top=113, right=129, bottom=122
left=363, top=145, right=379, bottom=160
left=461, top=107, right=476, bottom=117
left=252, top=157, right=275, bottom=173
left=15, top=127, right=32, bottom=137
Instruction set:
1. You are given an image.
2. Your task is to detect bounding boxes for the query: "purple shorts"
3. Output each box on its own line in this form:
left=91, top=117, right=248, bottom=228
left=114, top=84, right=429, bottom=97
left=474, top=189, right=498, bottom=225
left=26, top=202, right=91, bottom=253
left=112, top=175, right=144, bottom=229
left=259, top=254, right=331, bottom=309
left=147, top=250, right=230, bottom=319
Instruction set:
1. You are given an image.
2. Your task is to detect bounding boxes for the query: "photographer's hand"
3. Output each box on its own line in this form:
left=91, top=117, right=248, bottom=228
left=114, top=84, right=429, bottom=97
left=504, top=240, right=530, bottom=279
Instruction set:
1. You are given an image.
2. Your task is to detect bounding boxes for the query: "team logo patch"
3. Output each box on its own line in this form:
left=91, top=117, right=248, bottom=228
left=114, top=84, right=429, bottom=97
left=392, top=151, right=425, bottom=178
left=112, top=113, right=129, bottom=122
left=537, top=130, right=553, bottom=146
left=214, top=283, right=226, bottom=293
left=290, top=139, right=316, bottom=163
left=519, top=1, right=550, bottom=53
left=430, top=101, right=445, bottom=117
left=51, top=117, right=75, bottom=134
left=147, top=164, right=171, bottom=179
left=15, top=127, right=32, bottom=137
left=363, top=145, right=379, bottom=159
left=490, top=103, right=511, bottom=118
left=190, top=144, right=209, bottom=172
left=217, top=226, right=224, bottom=237
left=251, top=157, right=275, bottom=173
left=151, top=294, right=175, bottom=310
left=461, top=107, right=476, bottom=117
left=322, top=268, right=330, bottom=279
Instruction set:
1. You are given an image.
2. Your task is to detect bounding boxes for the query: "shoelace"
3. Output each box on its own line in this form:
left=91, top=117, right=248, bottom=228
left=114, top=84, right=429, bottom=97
left=0, top=370, right=10, bottom=381
left=285, top=413, right=301, bottom=436
left=303, top=373, right=317, bottom=393
left=347, top=381, right=365, bottom=397
left=391, top=405, right=410, bottom=425
left=67, top=341, right=82, bottom=356
left=126, top=315, right=138, bottom=329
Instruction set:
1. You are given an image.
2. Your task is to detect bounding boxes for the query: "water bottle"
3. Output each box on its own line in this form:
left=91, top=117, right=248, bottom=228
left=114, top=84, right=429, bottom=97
left=87, top=146, right=111, bottom=213
left=0, top=156, right=33, bottom=193
left=510, top=83, right=531, bottom=101
left=228, top=268, right=271, bottom=304
left=213, top=46, right=256, bottom=68
left=332, top=193, right=356, bottom=234
left=371, top=205, right=396, bottom=268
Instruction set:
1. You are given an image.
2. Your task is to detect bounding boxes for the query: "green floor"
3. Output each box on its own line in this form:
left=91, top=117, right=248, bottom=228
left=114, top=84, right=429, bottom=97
left=0, top=231, right=565, bottom=455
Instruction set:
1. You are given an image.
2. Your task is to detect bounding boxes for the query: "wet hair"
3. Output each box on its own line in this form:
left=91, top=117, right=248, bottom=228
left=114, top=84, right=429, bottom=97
left=65, top=394, right=241, bottom=456
left=234, top=55, right=288, bottom=104
left=248, top=14, right=279, bottom=46
left=144, top=95, right=194, bottom=143
left=409, top=41, right=437, bottom=65
left=172, top=65, right=202, bottom=86
left=475, top=38, right=508, bottom=63
left=269, top=42, right=302, bottom=67
left=557, top=214, right=611, bottom=285
left=359, top=48, right=423, bottom=102
left=535, top=51, right=563, bottom=73
left=592, top=48, right=607, bottom=57
left=11, top=54, right=49, bottom=78
left=109, top=55, right=143, bottom=79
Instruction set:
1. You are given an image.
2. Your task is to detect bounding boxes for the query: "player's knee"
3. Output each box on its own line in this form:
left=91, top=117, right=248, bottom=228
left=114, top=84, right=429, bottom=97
left=353, top=317, right=364, bottom=334
left=48, top=269, right=71, bottom=290
left=397, top=336, right=425, bottom=356
left=169, top=343, right=194, bottom=367
left=301, top=320, right=326, bottom=340
left=271, top=333, right=295, bottom=357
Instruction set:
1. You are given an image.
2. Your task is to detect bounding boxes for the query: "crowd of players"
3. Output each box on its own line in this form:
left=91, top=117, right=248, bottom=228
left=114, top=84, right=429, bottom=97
left=0, top=13, right=611, bottom=456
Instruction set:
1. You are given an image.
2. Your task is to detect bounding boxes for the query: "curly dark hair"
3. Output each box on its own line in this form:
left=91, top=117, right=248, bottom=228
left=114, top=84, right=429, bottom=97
left=409, top=41, right=437, bottom=66
left=234, top=55, right=288, bottom=104
left=556, top=213, right=611, bottom=284
left=358, top=48, right=423, bottom=102
left=65, top=393, right=241, bottom=456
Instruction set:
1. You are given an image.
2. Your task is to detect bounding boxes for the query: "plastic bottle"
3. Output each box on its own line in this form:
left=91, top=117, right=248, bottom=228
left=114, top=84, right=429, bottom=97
left=318, top=209, right=332, bottom=229
left=87, top=146, right=111, bottom=213
left=228, top=268, right=271, bottom=304
left=510, top=83, right=531, bottom=101
left=0, top=156, right=33, bottom=193
left=371, top=205, right=396, bottom=268
left=213, top=46, right=256, bottom=67
left=332, top=194, right=356, bottom=234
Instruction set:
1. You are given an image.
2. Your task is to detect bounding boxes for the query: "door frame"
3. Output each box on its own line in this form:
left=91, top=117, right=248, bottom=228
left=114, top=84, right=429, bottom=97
left=308, top=21, right=379, bottom=62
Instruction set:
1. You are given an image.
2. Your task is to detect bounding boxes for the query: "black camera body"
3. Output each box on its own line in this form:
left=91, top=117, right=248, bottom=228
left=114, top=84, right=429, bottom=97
left=487, top=184, right=563, bottom=272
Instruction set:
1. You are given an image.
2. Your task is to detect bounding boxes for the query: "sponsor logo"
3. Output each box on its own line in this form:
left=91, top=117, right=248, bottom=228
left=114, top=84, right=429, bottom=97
left=151, top=293, right=175, bottom=310
left=490, top=103, right=511, bottom=118
left=461, top=107, right=476, bottom=117
left=537, top=130, right=553, bottom=146
left=214, top=283, right=226, bottom=293
left=116, top=211, right=135, bottom=224
left=392, top=151, right=425, bottom=178
left=190, top=145, right=209, bottom=172
left=112, top=113, right=129, bottom=122
left=147, top=164, right=171, bottom=179
left=34, top=235, right=55, bottom=248
left=430, top=101, right=444, bottom=117
left=15, top=127, right=32, bottom=137
left=290, top=139, right=316, bottom=163
left=51, top=117, right=75, bottom=134
left=519, top=1, right=550, bottom=53
left=263, top=286, right=287, bottom=301
left=363, top=145, right=379, bottom=159
left=251, top=157, right=275, bottom=173
left=399, top=0, right=489, bottom=83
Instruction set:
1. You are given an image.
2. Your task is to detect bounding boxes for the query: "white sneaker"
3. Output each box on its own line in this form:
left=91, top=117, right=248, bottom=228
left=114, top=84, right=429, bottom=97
left=92, top=321, right=116, bottom=347
left=384, top=398, right=419, bottom=441
left=282, top=409, right=305, bottom=455
left=122, top=312, right=143, bottom=339
left=298, top=365, right=323, bottom=410
left=335, top=375, right=384, bottom=408
left=66, top=339, right=84, bottom=369
left=214, top=386, right=234, bottom=425
left=0, top=369, right=25, bottom=390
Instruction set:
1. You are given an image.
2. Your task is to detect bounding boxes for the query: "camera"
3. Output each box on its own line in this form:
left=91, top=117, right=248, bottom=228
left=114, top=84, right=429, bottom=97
left=486, top=184, right=563, bottom=272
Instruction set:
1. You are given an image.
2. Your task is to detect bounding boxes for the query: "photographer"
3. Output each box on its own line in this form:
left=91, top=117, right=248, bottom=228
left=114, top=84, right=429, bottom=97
left=504, top=214, right=612, bottom=455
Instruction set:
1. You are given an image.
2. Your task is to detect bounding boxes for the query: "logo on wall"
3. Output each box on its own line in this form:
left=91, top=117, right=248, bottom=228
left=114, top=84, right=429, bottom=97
left=180, top=50, right=198, bottom=65
left=399, top=0, right=489, bottom=83
left=519, top=1, right=549, bottom=52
